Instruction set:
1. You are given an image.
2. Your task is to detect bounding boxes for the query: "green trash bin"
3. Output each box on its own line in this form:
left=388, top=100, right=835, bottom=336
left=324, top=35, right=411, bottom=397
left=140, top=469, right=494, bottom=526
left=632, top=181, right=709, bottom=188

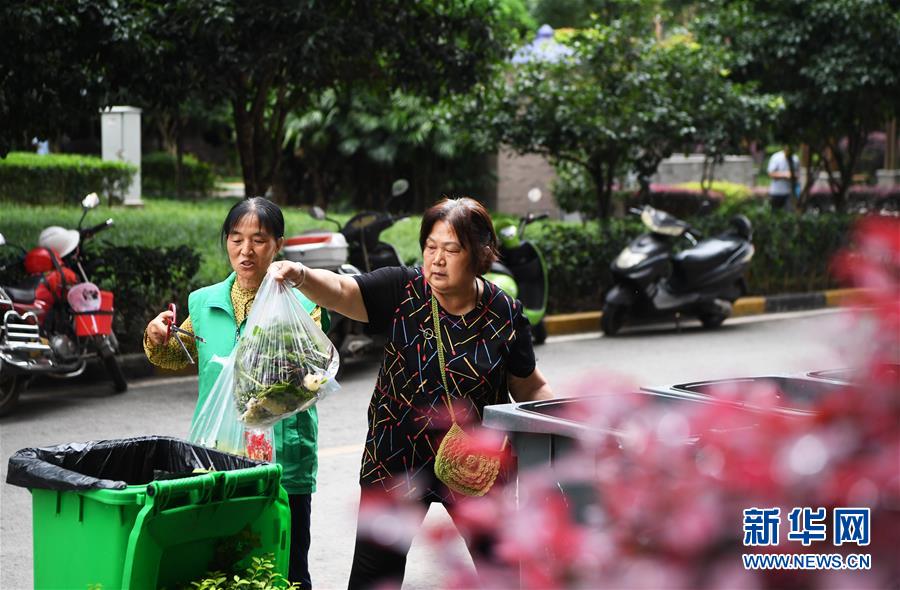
left=7, top=436, right=291, bottom=590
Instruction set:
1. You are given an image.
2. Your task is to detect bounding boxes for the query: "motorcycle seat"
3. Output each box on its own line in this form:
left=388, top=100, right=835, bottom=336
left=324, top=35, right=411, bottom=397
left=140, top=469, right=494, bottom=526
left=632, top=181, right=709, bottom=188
left=1, top=276, right=41, bottom=303
left=2, top=285, right=37, bottom=303
left=673, top=238, right=742, bottom=275
left=489, top=261, right=514, bottom=277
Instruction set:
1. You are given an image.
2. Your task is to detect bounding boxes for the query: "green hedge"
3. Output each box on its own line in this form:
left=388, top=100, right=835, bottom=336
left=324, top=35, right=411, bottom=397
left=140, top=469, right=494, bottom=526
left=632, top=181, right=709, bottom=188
left=0, top=152, right=135, bottom=205
left=87, top=244, right=202, bottom=353
left=0, top=198, right=858, bottom=350
left=535, top=206, right=856, bottom=312
left=142, top=151, right=216, bottom=198
left=713, top=208, right=854, bottom=295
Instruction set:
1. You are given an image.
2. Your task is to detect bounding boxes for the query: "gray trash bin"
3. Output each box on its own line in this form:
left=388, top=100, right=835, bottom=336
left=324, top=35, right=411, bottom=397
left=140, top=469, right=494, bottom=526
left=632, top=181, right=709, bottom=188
left=806, top=363, right=899, bottom=386
left=641, top=375, right=845, bottom=416
left=483, top=390, right=738, bottom=521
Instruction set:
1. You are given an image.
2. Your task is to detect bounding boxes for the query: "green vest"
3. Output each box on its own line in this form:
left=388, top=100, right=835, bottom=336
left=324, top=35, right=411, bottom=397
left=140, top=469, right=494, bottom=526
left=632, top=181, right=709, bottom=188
left=188, top=272, right=324, bottom=495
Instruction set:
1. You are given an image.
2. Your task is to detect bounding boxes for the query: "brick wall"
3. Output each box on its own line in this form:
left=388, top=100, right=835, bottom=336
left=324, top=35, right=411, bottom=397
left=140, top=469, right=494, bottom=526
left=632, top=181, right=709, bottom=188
left=495, top=146, right=561, bottom=217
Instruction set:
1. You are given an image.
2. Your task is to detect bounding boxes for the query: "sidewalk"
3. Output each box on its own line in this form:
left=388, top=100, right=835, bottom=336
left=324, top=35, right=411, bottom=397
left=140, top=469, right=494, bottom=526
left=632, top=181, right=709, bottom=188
left=212, top=180, right=245, bottom=198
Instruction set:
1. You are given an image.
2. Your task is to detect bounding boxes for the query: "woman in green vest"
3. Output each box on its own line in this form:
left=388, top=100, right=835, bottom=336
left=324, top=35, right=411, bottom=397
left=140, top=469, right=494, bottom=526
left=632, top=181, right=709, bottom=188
left=144, top=197, right=325, bottom=589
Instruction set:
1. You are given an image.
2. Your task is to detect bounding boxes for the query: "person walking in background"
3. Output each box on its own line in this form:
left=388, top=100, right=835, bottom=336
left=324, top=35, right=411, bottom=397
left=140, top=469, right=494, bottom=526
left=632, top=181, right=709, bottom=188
left=767, top=145, right=800, bottom=210
left=144, top=197, right=326, bottom=589
left=269, top=196, right=554, bottom=589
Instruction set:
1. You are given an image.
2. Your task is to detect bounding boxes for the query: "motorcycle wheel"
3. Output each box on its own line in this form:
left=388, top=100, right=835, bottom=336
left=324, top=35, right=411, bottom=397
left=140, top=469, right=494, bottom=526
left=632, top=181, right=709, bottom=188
left=699, top=313, right=727, bottom=329
left=0, top=368, right=23, bottom=417
left=102, top=352, right=128, bottom=393
left=532, top=319, right=547, bottom=345
left=600, top=304, right=627, bottom=336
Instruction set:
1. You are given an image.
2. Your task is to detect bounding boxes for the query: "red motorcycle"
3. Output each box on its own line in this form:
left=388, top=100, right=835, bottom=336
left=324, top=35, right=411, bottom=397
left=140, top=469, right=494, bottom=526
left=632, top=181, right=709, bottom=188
left=0, top=193, right=126, bottom=416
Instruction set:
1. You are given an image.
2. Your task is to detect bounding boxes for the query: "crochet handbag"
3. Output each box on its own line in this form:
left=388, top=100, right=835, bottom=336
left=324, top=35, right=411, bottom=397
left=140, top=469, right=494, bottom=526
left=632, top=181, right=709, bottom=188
left=431, top=295, right=505, bottom=497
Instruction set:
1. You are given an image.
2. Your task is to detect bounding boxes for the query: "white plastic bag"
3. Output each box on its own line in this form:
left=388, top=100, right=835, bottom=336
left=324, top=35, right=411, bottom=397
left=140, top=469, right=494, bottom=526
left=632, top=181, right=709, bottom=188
left=189, top=352, right=275, bottom=462
left=234, top=273, right=340, bottom=428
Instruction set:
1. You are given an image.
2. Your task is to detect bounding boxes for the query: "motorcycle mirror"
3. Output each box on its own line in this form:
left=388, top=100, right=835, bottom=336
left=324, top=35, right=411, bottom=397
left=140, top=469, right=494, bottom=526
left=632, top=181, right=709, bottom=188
left=82, top=192, right=100, bottom=209
left=0, top=233, right=5, bottom=246
left=310, top=206, right=327, bottom=220
left=391, top=179, right=409, bottom=198
left=527, top=187, right=543, bottom=203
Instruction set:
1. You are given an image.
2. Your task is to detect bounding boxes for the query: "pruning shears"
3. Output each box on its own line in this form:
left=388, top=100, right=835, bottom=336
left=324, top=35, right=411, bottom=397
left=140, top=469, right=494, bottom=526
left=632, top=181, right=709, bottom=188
left=165, top=303, right=206, bottom=364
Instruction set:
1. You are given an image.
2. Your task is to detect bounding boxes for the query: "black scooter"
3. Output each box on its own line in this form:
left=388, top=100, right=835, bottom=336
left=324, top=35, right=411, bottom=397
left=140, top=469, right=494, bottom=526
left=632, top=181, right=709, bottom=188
left=484, top=212, right=550, bottom=344
left=341, top=179, right=410, bottom=272
left=601, top=206, right=754, bottom=335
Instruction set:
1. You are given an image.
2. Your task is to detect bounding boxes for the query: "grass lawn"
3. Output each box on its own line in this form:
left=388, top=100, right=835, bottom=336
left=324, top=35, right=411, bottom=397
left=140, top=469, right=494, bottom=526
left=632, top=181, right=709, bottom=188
left=1, top=197, right=425, bottom=286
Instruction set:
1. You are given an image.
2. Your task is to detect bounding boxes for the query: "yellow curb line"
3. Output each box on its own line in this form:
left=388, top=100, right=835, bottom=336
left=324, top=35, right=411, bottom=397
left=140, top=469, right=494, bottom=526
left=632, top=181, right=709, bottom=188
left=733, top=296, right=766, bottom=317
left=543, top=288, right=870, bottom=336
left=824, top=288, right=866, bottom=307
left=544, top=311, right=602, bottom=336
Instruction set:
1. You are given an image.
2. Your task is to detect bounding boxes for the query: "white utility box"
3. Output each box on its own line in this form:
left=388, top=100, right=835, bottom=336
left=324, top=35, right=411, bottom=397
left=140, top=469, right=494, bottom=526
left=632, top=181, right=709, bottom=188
left=100, top=106, right=142, bottom=206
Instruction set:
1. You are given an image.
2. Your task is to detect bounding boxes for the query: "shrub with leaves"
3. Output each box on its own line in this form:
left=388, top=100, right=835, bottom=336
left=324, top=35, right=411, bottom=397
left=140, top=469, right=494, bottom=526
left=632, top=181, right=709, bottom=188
left=85, top=243, right=201, bottom=353
left=678, top=180, right=753, bottom=201
left=536, top=218, right=641, bottom=313
left=623, top=183, right=725, bottom=218
left=142, top=151, right=216, bottom=199
left=186, top=555, right=300, bottom=590
left=0, top=152, right=135, bottom=205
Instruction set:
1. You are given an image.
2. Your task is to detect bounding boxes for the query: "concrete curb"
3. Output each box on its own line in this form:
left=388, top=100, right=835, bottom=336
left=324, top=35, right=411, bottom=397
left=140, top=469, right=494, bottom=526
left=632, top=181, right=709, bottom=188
left=118, top=354, right=197, bottom=380
left=31, top=352, right=195, bottom=390
left=543, top=287, right=868, bottom=337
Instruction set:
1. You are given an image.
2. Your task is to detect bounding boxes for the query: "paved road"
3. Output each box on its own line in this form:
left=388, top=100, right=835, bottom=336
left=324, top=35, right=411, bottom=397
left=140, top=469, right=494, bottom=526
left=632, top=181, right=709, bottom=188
left=0, top=309, right=854, bottom=589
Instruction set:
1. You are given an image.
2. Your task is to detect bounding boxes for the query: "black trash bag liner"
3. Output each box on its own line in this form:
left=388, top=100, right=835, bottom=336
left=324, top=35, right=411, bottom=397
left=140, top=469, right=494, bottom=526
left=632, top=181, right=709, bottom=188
left=6, top=435, right=265, bottom=492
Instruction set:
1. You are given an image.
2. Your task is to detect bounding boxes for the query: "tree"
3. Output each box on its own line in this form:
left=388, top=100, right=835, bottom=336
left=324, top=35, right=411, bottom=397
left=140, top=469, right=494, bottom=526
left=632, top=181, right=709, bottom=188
left=106, top=2, right=217, bottom=199
left=698, top=0, right=900, bottom=211
left=484, top=3, right=774, bottom=218
left=638, top=35, right=779, bottom=193
left=165, top=0, right=513, bottom=199
left=0, top=1, right=138, bottom=157
left=529, top=0, right=666, bottom=28
left=484, top=13, right=645, bottom=219
left=283, top=88, right=491, bottom=210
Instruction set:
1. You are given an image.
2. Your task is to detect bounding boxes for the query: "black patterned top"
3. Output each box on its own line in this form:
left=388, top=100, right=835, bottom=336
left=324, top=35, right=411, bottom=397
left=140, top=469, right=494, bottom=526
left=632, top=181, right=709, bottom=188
left=353, top=266, right=535, bottom=499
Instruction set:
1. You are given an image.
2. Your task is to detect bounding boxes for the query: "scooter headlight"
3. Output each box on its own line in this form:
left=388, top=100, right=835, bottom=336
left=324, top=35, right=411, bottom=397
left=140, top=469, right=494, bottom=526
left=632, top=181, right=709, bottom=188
left=615, top=248, right=648, bottom=269
left=499, top=225, right=519, bottom=249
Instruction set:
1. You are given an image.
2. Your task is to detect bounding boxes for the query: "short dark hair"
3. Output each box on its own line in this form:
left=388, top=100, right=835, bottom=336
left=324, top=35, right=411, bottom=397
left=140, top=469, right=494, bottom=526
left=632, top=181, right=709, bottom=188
left=221, top=197, right=285, bottom=247
left=420, top=197, right=499, bottom=275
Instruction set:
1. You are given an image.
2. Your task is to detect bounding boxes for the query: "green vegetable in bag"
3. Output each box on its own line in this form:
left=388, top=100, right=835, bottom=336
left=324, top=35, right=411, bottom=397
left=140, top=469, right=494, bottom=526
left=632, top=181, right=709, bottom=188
left=233, top=275, right=339, bottom=428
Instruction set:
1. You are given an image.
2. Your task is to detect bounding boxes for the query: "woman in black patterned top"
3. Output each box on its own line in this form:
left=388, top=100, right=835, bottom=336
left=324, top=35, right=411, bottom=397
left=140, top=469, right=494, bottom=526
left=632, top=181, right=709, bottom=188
left=269, top=197, right=553, bottom=589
